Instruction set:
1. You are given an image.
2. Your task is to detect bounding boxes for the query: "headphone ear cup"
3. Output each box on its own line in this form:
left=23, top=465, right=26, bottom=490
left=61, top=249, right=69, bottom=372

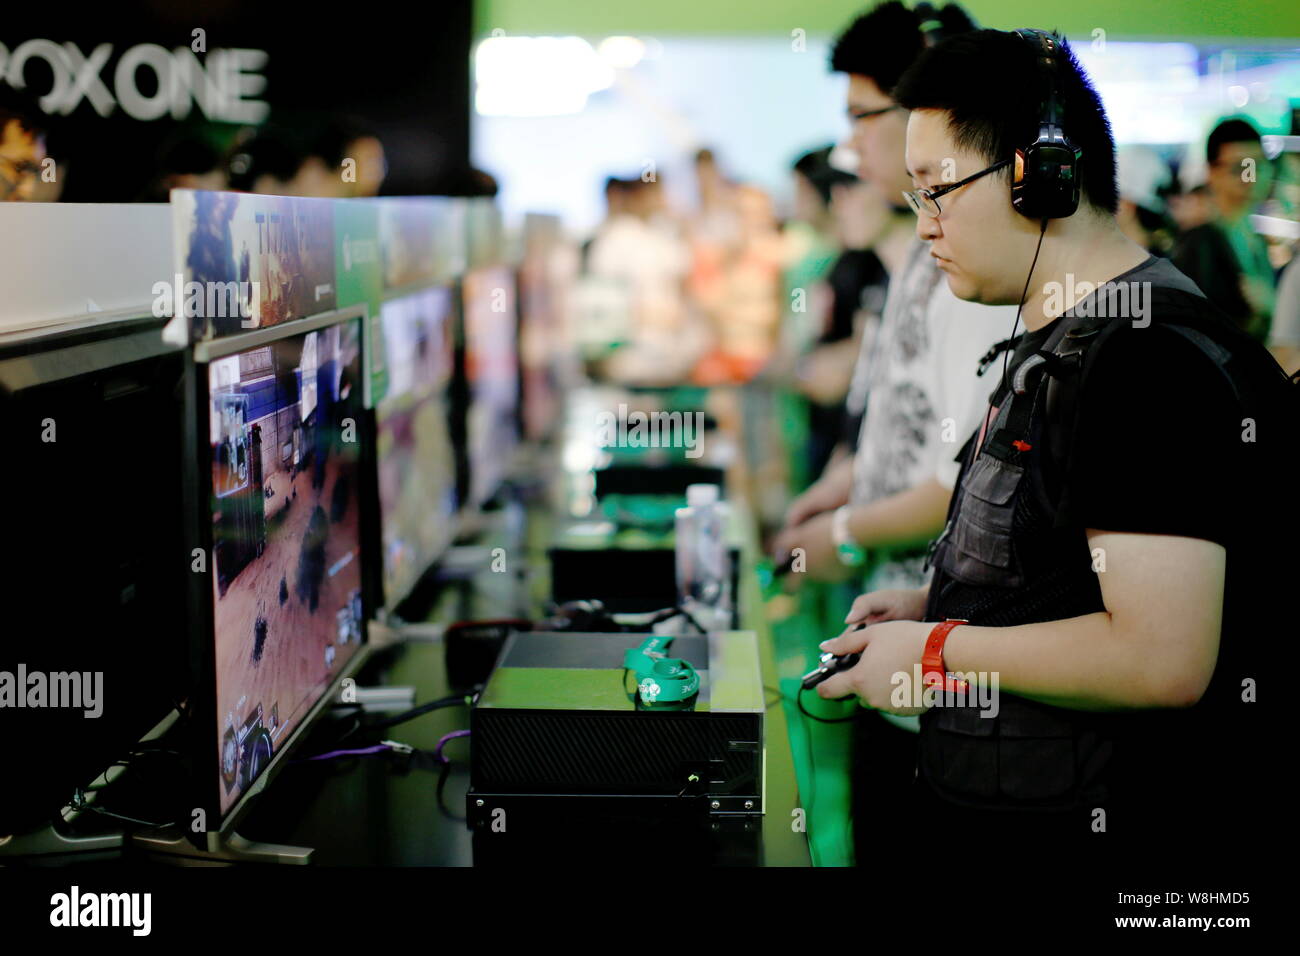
left=1011, top=146, right=1033, bottom=216
left=1011, top=142, right=1081, bottom=219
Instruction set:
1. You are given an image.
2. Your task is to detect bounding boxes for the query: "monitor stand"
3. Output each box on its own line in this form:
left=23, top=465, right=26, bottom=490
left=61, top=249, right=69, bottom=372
left=0, top=822, right=124, bottom=859
left=130, top=828, right=313, bottom=865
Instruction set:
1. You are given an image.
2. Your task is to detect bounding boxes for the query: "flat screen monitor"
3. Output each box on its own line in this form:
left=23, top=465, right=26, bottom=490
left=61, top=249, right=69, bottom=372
left=461, top=266, right=519, bottom=507
left=198, top=311, right=367, bottom=820
left=375, top=286, right=457, bottom=608
left=0, top=316, right=186, bottom=836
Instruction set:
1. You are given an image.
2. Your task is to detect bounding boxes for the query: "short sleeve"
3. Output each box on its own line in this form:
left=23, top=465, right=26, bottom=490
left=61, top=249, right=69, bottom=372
left=1064, top=324, right=1241, bottom=545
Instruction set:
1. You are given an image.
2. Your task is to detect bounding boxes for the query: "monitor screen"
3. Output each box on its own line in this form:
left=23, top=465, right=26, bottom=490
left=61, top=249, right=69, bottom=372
left=0, top=318, right=187, bottom=835
left=375, top=287, right=457, bottom=607
left=206, top=318, right=365, bottom=816
left=461, top=266, right=518, bottom=506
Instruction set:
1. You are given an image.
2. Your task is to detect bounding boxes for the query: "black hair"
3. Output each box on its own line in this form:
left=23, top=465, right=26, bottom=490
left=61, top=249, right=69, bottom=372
left=829, top=1, right=976, bottom=92
left=440, top=166, right=498, bottom=198
left=158, top=131, right=222, bottom=178
left=793, top=146, right=858, bottom=207
left=0, top=84, right=47, bottom=137
left=893, top=29, right=1119, bottom=214
left=1206, top=117, right=1261, bottom=165
left=311, top=115, right=380, bottom=169
left=225, top=125, right=309, bottom=192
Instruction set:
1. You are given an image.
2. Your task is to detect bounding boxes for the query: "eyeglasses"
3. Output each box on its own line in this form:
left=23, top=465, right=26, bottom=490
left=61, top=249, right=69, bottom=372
left=0, top=155, right=41, bottom=199
left=848, top=104, right=902, bottom=123
left=902, top=158, right=1012, bottom=218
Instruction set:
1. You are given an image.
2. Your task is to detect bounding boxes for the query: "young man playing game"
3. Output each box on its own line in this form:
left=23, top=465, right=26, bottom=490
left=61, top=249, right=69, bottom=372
left=816, top=28, right=1289, bottom=862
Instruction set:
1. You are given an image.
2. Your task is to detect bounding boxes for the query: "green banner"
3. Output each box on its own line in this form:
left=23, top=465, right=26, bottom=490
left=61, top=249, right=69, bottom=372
left=335, top=200, right=385, bottom=407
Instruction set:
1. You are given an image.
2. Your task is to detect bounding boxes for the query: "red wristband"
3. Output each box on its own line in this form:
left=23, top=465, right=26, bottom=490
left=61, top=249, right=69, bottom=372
left=922, top=620, right=969, bottom=693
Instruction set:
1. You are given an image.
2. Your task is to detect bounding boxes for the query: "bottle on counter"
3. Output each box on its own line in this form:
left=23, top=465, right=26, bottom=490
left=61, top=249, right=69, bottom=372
left=675, top=483, right=732, bottom=632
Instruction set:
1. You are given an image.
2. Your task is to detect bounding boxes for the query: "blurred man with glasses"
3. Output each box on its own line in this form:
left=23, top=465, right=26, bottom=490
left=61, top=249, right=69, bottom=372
left=769, top=0, right=1014, bottom=869
left=0, top=86, right=47, bottom=202
left=775, top=1, right=1011, bottom=595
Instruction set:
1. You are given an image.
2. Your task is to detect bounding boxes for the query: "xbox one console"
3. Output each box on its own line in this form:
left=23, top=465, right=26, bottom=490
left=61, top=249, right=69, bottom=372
left=467, top=630, right=764, bottom=825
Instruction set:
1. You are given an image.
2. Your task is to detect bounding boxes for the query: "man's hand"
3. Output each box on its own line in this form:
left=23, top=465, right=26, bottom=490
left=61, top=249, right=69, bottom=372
left=815, top=619, right=931, bottom=715
left=845, top=587, right=929, bottom=626
left=783, top=458, right=853, bottom=528
left=784, top=481, right=839, bottom=529
left=771, top=510, right=854, bottom=583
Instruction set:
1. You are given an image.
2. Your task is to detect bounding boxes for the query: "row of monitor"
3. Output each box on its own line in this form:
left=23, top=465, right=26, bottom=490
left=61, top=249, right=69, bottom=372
left=0, top=265, right=523, bottom=846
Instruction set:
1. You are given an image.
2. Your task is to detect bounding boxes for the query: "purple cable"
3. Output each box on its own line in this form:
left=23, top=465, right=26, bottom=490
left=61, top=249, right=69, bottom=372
left=435, top=730, right=471, bottom=764
left=299, top=744, right=393, bottom=763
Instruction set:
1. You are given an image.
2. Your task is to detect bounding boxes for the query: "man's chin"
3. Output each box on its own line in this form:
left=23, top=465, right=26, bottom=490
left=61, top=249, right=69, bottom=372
left=944, top=274, right=1014, bottom=307
left=942, top=274, right=980, bottom=302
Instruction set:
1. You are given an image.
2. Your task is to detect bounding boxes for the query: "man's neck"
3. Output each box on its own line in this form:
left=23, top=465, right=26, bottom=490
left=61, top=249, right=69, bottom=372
left=1017, top=216, right=1150, bottom=332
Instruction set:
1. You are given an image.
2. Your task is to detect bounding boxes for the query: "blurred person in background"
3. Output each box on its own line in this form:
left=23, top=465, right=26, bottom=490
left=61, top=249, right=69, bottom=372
left=1173, top=118, right=1276, bottom=341
left=784, top=147, right=856, bottom=348
left=1166, top=181, right=1212, bottom=234
left=1266, top=148, right=1300, bottom=373
left=589, top=176, right=702, bottom=383
left=773, top=1, right=1011, bottom=593
left=313, top=116, right=387, bottom=198
left=779, top=146, right=891, bottom=478
left=572, top=175, right=638, bottom=363
left=581, top=177, right=631, bottom=270
left=768, top=2, right=1015, bottom=872
left=1115, top=145, right=1177, bottom=256
left=0, top=85, right=48, bottom=202
left=226, top=117, right=385, bottom=199
left=686, top=148, right=741, bottom=344
left=1270, top=253, right=1300, bottom=375
left=226, top=124, right=326, bottom=196
left=693, top=183, right=786, bottom=383
left=691, top=147, right=740, bottom=247
left=139, top=130, right=228, bottom=201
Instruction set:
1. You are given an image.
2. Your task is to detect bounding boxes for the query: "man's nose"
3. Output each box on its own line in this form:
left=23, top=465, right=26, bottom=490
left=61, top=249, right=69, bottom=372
left=916, top=211, right=941, bottom=242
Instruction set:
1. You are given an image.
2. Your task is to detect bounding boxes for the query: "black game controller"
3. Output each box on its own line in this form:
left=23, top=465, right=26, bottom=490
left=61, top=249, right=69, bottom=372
left=800, top=651, right=862, bottom=690
left=799, top=623, right=867, bottom=690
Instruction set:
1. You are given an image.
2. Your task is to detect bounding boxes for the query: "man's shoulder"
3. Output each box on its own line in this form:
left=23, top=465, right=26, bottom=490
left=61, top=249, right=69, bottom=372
left=1085, top=309, right=1234, bottom=378
left=1092, top=288, right=1261, bottom=367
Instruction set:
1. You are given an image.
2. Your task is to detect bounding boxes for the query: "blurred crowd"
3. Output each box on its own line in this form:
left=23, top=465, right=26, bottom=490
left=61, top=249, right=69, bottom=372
left=574, top=112, right=1300, bottom=413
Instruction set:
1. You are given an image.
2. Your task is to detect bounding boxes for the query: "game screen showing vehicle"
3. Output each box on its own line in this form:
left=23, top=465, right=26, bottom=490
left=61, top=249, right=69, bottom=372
left=462, top=266, right=518, bottom=506
left=207, top=318, right=365, bottom=815
left=376, top=287, right=457, bottom=606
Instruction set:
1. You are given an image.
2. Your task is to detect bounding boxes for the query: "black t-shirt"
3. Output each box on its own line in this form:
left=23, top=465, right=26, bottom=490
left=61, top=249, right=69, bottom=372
left=925, top=256, right=1280, bottom=837
left=823, top=248, right=888, bottom=344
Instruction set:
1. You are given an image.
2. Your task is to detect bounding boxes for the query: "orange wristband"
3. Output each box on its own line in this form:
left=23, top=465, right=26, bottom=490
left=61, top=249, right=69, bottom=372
left=922, top=619, right=969, bottom=693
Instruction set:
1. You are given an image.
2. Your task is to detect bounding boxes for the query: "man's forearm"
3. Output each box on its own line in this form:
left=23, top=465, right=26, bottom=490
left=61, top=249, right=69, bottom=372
left=845, top=477, right=950, bottom=552
left=941, top=613, right=1211, bottom=711
left=816, top=455, right=855, bottom=507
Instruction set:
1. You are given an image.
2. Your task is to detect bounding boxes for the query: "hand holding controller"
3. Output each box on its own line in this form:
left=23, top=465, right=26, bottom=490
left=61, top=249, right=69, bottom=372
left=800, top=623, right=867, bottom=690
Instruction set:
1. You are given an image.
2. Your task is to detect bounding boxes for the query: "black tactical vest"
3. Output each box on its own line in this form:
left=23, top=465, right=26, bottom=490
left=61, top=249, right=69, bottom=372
left=919, top=304, right=1111, bottom=811
left=914, top=262, right=1245, bottom=813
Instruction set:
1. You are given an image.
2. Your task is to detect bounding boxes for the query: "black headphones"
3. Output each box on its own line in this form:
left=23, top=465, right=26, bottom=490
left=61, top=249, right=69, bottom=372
left=1010, top=29, right=1083, bottom=220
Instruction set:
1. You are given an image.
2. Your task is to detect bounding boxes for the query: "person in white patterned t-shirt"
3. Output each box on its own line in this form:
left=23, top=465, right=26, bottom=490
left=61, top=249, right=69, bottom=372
left=773, top=3, right=1014, bottom=593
